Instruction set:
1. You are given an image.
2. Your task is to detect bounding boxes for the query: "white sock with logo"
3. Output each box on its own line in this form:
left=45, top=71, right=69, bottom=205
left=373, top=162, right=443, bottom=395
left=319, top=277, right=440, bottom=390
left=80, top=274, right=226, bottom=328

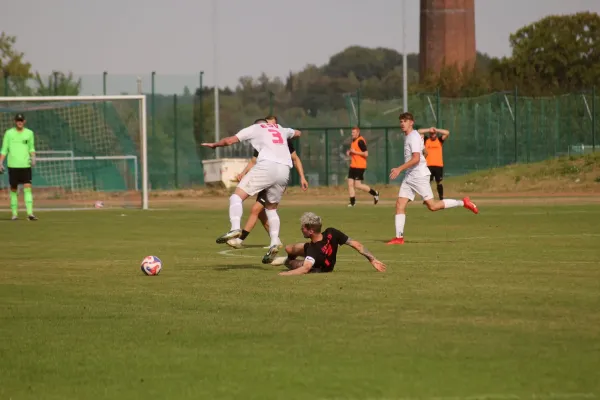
left=395, top=214, right=406, bottom=238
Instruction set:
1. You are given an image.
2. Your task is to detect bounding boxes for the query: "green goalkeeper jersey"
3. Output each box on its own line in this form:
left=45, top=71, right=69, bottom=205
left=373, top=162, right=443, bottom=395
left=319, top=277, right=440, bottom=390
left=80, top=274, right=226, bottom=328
left=1, top=127, right=36, bottom=168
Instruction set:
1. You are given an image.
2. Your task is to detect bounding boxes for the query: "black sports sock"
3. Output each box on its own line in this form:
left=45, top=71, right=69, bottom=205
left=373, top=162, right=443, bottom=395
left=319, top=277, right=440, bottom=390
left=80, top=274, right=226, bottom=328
left=437, top=184, right=444, bottom=200
left=368, top=188, right=378, bottom=196
left=350, top=197, right=356, bottom=205
left=240, top=230, right=250, bottom=240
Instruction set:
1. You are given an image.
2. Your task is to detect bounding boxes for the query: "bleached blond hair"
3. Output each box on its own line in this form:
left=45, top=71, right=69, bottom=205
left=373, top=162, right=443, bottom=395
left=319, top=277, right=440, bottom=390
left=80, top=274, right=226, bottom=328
left=300, top=212, right=322, bottom=233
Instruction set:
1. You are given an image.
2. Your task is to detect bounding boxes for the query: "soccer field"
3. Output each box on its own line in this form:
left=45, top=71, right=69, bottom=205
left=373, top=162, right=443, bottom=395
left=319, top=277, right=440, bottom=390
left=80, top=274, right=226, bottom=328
left=1, top=202, right=599, bottom=399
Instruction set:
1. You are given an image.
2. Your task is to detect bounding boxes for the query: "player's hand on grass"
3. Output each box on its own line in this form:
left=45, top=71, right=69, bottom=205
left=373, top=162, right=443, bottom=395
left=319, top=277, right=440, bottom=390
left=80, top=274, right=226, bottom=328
left=300, top=178, right=309, bottom=191
left=389, top=167, right=402, bottom=180
left=201, top=143, right=217, bottom=149
left=371, top=259, right=386, bottom=272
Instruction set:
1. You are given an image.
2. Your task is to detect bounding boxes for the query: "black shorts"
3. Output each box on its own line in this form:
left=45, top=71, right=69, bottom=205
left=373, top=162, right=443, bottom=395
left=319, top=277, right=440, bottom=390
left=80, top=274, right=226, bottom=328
left=428, top=166, right=444, bottom=183
left=8, top=167, right=32, bottom=187
left=256, top=190, right=267, bottom=205
left=348, top=167, right=366, bottom=181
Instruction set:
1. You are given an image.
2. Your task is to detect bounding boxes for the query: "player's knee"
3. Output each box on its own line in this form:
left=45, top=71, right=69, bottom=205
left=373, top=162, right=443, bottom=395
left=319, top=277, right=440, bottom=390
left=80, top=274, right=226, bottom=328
left=395, top=199, right=407, bottom=213
left=229, top=194, right=243, bottom=206
left=424, top=199, right=441, bottom=211
left=10, top=186, right=18, bottom=192
left=251, top=203, right=263, bottom=216
left=285, top=244, right=294, bottom=255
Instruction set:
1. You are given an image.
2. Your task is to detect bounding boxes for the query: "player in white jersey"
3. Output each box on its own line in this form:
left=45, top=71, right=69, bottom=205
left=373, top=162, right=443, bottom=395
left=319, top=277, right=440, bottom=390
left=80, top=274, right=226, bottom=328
left=386, top=112, right=478, bottom=245
left=202, top=118, right=301, bottom=262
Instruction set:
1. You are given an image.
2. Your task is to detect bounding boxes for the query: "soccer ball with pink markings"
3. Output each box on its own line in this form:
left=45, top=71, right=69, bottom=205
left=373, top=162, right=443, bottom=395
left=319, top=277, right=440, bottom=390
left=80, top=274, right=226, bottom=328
left=140, top=256, right=162, bottom=276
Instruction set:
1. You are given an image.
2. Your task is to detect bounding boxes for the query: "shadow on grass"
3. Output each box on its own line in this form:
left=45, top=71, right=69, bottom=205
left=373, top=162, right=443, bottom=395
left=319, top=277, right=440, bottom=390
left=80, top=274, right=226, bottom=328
left=213, top=264, right=273, bottom=271
left=375, top=238, right=459, bottom=244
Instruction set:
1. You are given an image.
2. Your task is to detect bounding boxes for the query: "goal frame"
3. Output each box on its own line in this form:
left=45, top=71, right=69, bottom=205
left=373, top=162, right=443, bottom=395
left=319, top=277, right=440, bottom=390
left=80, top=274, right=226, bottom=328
left=0, top=95, right=149, bottom=209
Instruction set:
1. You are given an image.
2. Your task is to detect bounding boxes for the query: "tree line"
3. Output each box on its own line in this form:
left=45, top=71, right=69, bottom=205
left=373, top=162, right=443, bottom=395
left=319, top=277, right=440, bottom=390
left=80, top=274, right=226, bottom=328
left=2, top=12, right=599, bottom=138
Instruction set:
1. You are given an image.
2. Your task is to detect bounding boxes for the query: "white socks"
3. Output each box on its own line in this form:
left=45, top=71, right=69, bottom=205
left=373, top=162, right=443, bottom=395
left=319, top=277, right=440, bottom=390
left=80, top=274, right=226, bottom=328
left=395, top=214, right=406, bottom=238
left=442, top=199, right=464, bottom=209
left=265, top=209, right=281, bottom=247
left=229, top=194, right=243, bottom=230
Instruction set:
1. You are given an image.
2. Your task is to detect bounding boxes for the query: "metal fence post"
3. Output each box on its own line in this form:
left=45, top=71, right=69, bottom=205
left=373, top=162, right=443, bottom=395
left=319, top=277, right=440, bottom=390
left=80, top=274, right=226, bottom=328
left=514, top=86, right=518, bottom=163
left=3, top=72, right=9, bottom=96
left=526, top=100, right=531, bottom=163
left=385, top=128, right=390, bottom=184
left=53, top=71, right=59, bottom=95
left=554, top=97, right=559, bottom=156
left=593, top=86, right=596, bottom=151
left=325, top=129, right=330, bottom=186
left=173, top=94, right=179, bottom=189
left=357, top=86, right=361, bottom=128
left=436, top=87, right=441, bottom=126
left=151, top=72, right=156, bottom=140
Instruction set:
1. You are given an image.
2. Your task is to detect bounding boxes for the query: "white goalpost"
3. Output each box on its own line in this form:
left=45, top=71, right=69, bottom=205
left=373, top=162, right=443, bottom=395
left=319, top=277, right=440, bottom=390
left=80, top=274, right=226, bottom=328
left=0, top=95, right=148, bottom=210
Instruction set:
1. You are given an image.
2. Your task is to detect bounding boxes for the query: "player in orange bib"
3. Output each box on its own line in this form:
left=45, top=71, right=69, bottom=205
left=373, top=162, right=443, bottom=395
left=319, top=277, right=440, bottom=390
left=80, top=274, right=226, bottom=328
left=419, top=126, right=450, bottom=200
left=346, top=127, right=379, bottom=207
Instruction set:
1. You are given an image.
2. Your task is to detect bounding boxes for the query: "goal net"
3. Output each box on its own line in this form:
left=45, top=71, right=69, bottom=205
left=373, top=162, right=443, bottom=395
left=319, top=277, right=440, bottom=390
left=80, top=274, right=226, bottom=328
left=0, top=95, right=148, bottom=210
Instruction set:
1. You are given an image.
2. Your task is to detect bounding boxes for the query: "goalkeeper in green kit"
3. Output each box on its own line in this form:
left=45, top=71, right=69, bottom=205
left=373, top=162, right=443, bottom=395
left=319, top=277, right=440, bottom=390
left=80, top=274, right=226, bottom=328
left=0, top=113, right=38, bottom=220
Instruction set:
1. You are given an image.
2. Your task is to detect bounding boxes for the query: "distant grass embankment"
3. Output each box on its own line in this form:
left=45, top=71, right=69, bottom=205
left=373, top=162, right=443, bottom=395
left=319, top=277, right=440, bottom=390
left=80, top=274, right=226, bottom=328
left=446, top=152, right=600, bottom=194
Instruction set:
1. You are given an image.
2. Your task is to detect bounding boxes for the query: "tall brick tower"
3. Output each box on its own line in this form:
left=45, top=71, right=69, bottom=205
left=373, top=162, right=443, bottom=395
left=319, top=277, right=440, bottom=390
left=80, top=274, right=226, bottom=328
left=419, top=0, right=476, bottom=80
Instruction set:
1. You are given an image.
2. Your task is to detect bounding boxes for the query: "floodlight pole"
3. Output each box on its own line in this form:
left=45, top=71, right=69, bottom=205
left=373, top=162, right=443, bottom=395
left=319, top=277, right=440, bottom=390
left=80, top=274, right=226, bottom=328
left=213, top=0, right=221, bottom=159
left=402, top=0, right=408, bottom=112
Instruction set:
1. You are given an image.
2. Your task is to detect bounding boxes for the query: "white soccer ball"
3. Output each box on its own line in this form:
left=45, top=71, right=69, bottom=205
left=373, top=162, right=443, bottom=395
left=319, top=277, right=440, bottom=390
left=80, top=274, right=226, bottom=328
left=140, top=256, right=162, bottom=276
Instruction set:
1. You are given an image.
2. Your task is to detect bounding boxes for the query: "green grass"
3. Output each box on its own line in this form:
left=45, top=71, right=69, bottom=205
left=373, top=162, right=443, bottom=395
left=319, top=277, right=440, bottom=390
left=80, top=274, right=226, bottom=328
left=1, top=204, right=599, bottom=399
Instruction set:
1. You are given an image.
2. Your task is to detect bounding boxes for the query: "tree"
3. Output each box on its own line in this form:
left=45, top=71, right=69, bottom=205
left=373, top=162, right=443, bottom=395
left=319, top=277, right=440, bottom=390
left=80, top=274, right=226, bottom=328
left=0, top=32, right=33, bottom=95
left=34, top=71, right=81, bottom=95
left=504, top=12, right=600, bottom=94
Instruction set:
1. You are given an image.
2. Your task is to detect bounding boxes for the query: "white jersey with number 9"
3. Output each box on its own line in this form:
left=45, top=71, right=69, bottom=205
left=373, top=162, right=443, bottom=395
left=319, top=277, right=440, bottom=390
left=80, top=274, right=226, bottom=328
left=235, top=123, right=295, bottom=167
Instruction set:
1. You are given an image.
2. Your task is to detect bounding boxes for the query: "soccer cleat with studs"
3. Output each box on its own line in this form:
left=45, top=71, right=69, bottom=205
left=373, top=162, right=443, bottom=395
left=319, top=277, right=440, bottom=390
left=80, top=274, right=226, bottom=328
left=462, top=197, right=479, bottom=214
left=11, top=215, right=18, bottom=221
left=216, top=229, right=242, bottom=244
left=374, top=191, right=380, bottom=205
left=262, top=244, right=281, bottom=264
left=28, top=215, right=38, bottom=221
left=226, top=238, right=244, bottom=249
left=386, top=237, right=405, bottom=245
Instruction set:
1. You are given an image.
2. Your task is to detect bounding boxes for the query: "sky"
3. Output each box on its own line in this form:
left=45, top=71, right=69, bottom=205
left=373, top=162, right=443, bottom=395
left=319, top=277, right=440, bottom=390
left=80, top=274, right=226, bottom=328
left=2, top=0, right=599, bottom=94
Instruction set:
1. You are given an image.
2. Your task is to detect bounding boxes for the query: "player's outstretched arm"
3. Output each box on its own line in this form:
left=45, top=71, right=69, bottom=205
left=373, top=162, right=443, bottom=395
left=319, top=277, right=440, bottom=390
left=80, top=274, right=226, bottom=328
left=279, top=257, right=315, bottom=276
left=346, top=239, right=386, bottom=272
left=201, top=135, right=240, bottom=149
left=291, top=152, right=309, bottom=191
left=291, top=129, right=301, bottom=139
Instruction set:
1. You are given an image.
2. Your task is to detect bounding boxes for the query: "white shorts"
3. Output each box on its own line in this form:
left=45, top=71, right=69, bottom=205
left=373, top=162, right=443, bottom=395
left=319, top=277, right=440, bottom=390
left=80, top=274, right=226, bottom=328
left=237, top=161, right=290, bottom=204
left=399, top=175, right=434, bottom=201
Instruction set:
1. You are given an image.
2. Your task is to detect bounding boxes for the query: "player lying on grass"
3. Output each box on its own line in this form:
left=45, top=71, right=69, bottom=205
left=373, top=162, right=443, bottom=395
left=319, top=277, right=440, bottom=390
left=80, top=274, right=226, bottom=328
left=387, top=112, right=478, bottom=245
left=228, top=115, right=309, bottom=250
left=202, top=119, right=301, bottom=264
left=271, top=212, right=387, bottom=276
